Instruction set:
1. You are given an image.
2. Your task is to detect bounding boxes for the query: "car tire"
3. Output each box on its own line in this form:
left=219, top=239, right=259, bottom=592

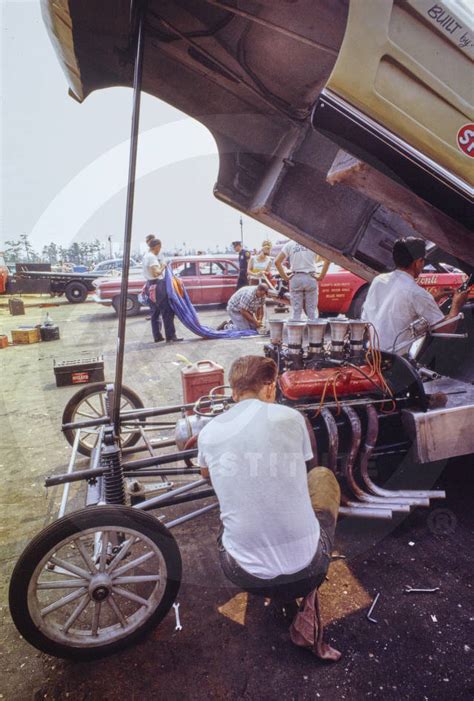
left=9, top=506, right=182, bottom=660
left=348, top=285, right=369, bottom=319
left=65, top=281, right=88, bottom=304
left=62, top=382, right=144, bottom=456
left=112, top=294, right=141, bottom=317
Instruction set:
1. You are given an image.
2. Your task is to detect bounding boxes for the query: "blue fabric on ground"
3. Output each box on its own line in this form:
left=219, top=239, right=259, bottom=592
left=165, top=268, right=258, bottom=339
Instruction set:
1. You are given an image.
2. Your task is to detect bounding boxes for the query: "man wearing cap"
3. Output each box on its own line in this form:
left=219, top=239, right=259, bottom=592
left=227, top=283, right=268, bottom=330
left=232, top=241, right=251, bottom=290
left=275, top=242, right=328, bottom=321
left=142, top=238, right=182, bottom=343
left=362, top=236, right=468, bottom=354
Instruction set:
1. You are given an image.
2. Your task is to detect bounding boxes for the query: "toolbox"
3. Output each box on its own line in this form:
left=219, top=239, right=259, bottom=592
left=11, top=327, right=41, bottom=344
left=53, top=355, right=105, bottom=387
left=181, top=359, right=225, bottom=412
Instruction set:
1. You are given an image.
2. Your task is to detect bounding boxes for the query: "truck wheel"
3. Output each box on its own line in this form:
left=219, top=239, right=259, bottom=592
left=62, top=382, right=144, bottom=456
left=65, top=281, right=88, bottom=303
left=348, top=285, right=369, bottom=319
left=9, top=505, right=182, bottom=660
left=112, top=294, right=141, bottom=317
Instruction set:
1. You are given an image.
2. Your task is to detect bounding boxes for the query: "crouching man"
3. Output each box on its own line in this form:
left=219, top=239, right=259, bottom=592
left=197, top=355, right=341, bottom=660
left=226, top=283, right=268, bottom=330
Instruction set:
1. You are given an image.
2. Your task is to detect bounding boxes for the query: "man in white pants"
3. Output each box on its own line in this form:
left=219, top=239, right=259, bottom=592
left=275, top=241, right=328, bottom=320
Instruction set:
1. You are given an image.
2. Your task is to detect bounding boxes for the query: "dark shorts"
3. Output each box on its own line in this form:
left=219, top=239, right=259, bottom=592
left=218, top=527, right=332, bottom=601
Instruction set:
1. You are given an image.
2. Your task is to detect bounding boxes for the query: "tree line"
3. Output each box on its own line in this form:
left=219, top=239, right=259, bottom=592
left=3, top=235, right=109, bottom=266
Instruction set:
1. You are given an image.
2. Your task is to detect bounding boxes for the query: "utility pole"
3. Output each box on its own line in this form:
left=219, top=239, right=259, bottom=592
left=240, top=215, right=244, bottom=245
left=108, top=235, right=113, bottom=258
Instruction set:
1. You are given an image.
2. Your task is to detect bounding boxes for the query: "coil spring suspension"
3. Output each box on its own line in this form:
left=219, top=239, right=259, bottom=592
left=101, top=442, right=126, bottom=505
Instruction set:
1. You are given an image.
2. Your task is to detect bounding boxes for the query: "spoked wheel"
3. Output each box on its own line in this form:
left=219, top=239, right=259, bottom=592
left=9, top=506, right=182, bottom=660
left=62, top=382, right=144, bottom=456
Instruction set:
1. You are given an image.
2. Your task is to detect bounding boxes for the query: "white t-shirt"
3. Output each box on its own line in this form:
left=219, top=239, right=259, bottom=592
left=197, top=399, right=320, bottom=579
left=281, top=241, right=317, bottom=274
left=142, top=251, right=166, bottom=280
left=362, top=269, right=444, bottom=353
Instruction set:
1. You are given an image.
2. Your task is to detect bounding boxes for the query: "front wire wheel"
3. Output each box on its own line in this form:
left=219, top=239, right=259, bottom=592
left=62, top=382, right=144, bottom=456
left=9, top=506, right=182, bottom=659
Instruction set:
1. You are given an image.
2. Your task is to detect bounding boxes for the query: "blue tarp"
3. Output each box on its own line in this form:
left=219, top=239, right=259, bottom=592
left=165, top=269, right=257, bottom=339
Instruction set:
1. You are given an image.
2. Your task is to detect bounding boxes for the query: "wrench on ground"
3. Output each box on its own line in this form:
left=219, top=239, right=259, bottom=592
left=173, top=602, right=182, bottom=631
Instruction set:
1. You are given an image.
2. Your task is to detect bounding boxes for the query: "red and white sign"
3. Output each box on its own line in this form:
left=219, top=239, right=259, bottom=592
left=72, top=372, right=90, bottom=384
left=457, top=123, right=474, bottom=157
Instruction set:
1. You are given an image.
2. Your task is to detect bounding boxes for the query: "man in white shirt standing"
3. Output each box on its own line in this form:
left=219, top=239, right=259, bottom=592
left=198, top=355, right=340, bottom=652
left=142, top=238, right=182, bottom=343
left=275, top=241, right=328, bottom=321
left=362, top=237, right=468, bottom=354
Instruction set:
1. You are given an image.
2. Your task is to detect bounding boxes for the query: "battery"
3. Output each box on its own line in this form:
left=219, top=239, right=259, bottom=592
left=53, top=355, right=105, bottom=387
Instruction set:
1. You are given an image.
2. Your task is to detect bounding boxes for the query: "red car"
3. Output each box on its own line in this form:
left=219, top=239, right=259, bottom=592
left=94, top=254, right=469, bottom=318
left=93, top=255, right=240, bottom=315
left=317, top=263, right=470, bottom=318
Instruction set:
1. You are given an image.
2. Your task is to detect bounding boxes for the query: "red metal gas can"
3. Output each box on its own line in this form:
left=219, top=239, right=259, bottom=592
left=181, top=360, right=225, bottom=411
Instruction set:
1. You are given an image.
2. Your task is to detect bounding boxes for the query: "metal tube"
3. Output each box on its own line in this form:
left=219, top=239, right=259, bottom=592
left=166, top=502, right=219, bottom=529
left=339, top=506, right=393, bottom=520
left=123, top=448, right=197, bottom=470
left=341, top=406, right=429, bottom=508
left=360, top=405, right=445, bottom=500
left=141, top=488, right=215, bottom=509
left=57, top=427, right=81, bottom=518
left=123, top=468, right=201, bottom=477
left=113, top=0, right=148, bottom=433
left=320, top=408, right=338, bottom=473
left=134, top=478, right=208, bottom=510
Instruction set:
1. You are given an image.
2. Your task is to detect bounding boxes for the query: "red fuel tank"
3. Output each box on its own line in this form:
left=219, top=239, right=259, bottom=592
left=279, top=366, right=384, bottom=401
left=181, top=360, right=225, bottom=411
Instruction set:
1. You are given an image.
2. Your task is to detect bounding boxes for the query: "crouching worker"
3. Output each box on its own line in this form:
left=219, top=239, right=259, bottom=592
left=227, top=283, right=268, bottom=330
left=197, top=355, right=341, bottom=661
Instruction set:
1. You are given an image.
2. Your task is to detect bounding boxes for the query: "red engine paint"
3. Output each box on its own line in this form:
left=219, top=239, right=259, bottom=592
left=279, top=366, right=384, bottom=401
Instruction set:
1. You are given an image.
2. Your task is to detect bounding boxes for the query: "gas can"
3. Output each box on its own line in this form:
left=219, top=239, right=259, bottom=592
left=181, top=360, right=225, bottom=412
left=8, top=298, right=25, bottom=315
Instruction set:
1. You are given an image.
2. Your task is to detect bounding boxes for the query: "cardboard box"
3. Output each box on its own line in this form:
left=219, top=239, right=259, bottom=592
left=11, top=327, right=41, bottom=344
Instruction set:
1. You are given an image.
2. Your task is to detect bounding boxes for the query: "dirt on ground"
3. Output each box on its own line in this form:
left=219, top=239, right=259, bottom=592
left=0, top=298, right=473, bottom=701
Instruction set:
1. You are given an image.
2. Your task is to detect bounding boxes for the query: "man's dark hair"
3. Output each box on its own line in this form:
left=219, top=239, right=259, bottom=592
left=229, top=355, right=277, bottom=396
left=392, top=237, right=426, bottom=268
left=148, top=238, right=162, bottom=248
left=257, top=283, right=269, bottom=293
left=232, top=241, right=242, bottom=247
left=145, top=234, right=155, bottom=243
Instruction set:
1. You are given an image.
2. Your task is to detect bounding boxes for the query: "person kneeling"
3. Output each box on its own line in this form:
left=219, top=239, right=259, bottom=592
left=197, top=355, right=341, bottom=660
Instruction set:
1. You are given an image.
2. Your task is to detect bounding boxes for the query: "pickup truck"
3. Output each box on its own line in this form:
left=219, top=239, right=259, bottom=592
left=15, top=258, right=139, bottom=303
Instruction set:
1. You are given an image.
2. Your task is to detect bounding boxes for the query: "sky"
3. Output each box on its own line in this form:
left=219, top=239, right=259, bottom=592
left=0, top=1, right=280, bottom=257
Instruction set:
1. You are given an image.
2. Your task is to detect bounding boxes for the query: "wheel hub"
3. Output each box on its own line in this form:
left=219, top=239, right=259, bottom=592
left=89, top=573, right=112, bottom=602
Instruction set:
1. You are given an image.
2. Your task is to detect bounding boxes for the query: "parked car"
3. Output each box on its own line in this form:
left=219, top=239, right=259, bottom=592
left=317, top=263, right=470, bottom=318
left=93, top=255, right=240, bottom=315
left=91, top=258, right=140, bottom=275
left=0, top=253, right=9, bottom=294
left=94, top=254, right=469, bottom=318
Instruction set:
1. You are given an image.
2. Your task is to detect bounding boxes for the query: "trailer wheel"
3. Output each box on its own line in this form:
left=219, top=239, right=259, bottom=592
left=348, top=285, right=369, bottom=319
left=65, top=281, right=88, bottom=303
left=62, top=382, right=144, bottom=456
left=9, top=505, right=181, bottom=660
left=112, top=294, right=141, bottom=317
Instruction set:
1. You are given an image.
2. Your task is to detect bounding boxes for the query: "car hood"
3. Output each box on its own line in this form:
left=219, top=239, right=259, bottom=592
left=42, top=1, right=473, bottom=277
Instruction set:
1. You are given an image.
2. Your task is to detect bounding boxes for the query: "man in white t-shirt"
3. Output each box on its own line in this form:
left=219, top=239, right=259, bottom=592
left=198, top=355, right=340, bottom=598
left=362, top=237, right=468, bottom=354
left=275, top=241, right=328, bottom=320
left=142, top=238, right=182, bottom=343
